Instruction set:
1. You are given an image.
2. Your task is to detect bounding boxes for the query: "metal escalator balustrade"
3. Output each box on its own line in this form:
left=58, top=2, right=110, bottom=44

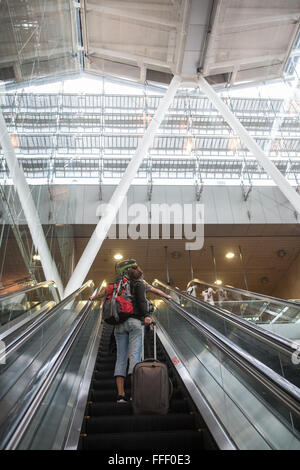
left=0, top=276, right=34, bottom=296
left=4, top=277, right=299, bottom=450
left=0, top=280, right=95, bottom=449
left=153, top=297, right=300, bottom=450
left=185, top=279, right=300, bottom=335
left=153, top=280, right=300, bottom=389
left=0, top=280, right=60, bottom=339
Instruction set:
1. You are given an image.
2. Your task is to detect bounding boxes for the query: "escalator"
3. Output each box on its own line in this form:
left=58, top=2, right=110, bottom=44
left=0, top=279, right=97, bottom=449
left=154, top=279, right=300, bottom=389
left=78, top=322, right=217, bottom=451
left=1, top=278, right=299, bottom=450
left=183, top=279, right=300, bottom=342
left=77, top=289, right=300, bottom=451
left=0, top=280, right=60, bottom=334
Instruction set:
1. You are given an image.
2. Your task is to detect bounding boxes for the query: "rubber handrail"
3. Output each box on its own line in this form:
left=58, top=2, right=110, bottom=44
left=154, top=279, right=298, bottom=356
left=1, top=280, right=96, bottom=449
left=158, top=298, right=300, bottom=415
left=187, top=278, right=300, bottom=309
left=0, top=281, right=58, bottom=302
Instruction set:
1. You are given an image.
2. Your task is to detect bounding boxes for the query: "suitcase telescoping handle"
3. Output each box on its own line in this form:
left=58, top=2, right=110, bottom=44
left=142, top=321, right=156, bottom=361
left=141, top=322, right=173, bottom=400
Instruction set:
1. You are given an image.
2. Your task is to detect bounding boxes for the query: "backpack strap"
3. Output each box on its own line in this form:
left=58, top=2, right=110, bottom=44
left=115, top=280, right=122, bottom=297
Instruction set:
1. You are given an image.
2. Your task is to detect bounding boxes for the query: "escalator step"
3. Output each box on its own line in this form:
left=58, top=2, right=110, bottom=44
left=94, top=362, right=115, bottom=371
left=88, top=401, right=133, bottom=416
left=96, top=354, right=115, bottom=361
left=89, top=387, right=183, bottom=402
left=84, top=413, right=195, bottom=434
left=80, top=322, right=204, bottom=452
left=93, top=370, right=115, bottom=379
left=96, top=352, right=115, bottom=359
left=93, top=370, right=114, bottom=381
left=91, top=377, right=178, bottom=394
left=99, top=338, right=113, bottom=345
left=87, top=398, right=189, bottom=416
left=91, top=378, right=131, bottom=390
left=81, top=430, right=203, bottom=451
left=95, top=361, right=115, bottom=368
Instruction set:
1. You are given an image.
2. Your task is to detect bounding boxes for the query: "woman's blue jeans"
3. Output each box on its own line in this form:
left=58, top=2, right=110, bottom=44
left=114, top=317, right=143, bottom=377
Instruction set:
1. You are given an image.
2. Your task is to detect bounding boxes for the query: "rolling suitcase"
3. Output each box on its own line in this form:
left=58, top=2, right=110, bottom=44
left=132, top=323, right=173, bottom=415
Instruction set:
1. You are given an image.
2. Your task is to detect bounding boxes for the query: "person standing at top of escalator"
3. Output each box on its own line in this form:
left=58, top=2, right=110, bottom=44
left=217, top=287, right=227, bottom=306
left=187, top=284, right=197, bottom=297
left=202, top=287, right=216, bottom=305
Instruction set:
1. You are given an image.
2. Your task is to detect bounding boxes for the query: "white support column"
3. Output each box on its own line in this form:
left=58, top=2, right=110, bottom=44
left=197, top=75, right=300, bottom=215
left=64, top=75, right=181, bottom=297
left=0, top=107, right=64, bottom=297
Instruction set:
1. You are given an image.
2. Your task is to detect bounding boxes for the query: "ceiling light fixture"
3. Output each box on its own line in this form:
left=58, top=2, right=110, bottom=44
left=214, top=279, right=222, bottom=285
left=228, top=136, right=240, bottom=152
left=10, top=134, right=19, bottom=149
left=114, top=253, right=123, bottom=261
left=32, top=254, right=41, bottom=261
left=225, top=252, right=235, bottom=259
left=185, top=137, right=193, bottom=153
left=277, top=249, right=287, bottom=258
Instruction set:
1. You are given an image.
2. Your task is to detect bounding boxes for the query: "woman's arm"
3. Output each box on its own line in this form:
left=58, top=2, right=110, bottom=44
left=89, top=291, right=105, bottom=301
left=148, top=285, right=172, bottom=299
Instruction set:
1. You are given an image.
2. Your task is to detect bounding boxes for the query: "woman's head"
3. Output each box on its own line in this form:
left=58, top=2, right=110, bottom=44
left=115, top=259, right=143, bottom=280
left=127, top=265, right=143, bottom=280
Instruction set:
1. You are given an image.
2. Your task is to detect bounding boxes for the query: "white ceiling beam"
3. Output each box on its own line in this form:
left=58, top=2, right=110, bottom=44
left=167, top=30, right=177, bottom=64
left=86, top=4, right=177, bottom=28
left=220, top=17, right=299, bottom=35
left=229, top=65, right=239, bottom=87
left=198, top=75, right=300, bottom=215
left=88, top=1, right=176, bottom=12
left=0, top=48, right=73, bottom=66
left=201, top=0, right=223, bottom=76
left=140, top=65, right=147, bottom=83
left=220, top=8, right=300, bottom=30
left=64, top=75, right=181, bottom=297
left=90, top=42, right=168, bottom=54
left=174, top=0, right=190, bottom=75
left=206, top=53, right=286, bottom=70
left=0, top=3, right=71, bottom=18
left=7, top=155, right=300, bottom=163
left=89, top=45, right=169, bottom=69
left=0, top=92, right=64, bottom=296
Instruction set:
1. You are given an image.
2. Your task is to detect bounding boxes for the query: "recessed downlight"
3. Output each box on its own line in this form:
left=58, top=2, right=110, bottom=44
left=114, top=253, right=123, bottom=261
left=225, top=252, right=235, bottom=259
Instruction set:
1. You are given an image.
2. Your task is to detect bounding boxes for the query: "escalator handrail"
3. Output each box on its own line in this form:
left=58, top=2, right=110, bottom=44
left=154, top=279, right=297, bottom=356
left=0, top=280, right=95, bottom=362
left=1, top=281, right=96, bottom=449
left=0, top=280, right=59, bottom=302
left=159, top=299, right=300, bottom=416
left=0, top=277, right=34, bottom=293
left=187, top=278, right=300, bottom=310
